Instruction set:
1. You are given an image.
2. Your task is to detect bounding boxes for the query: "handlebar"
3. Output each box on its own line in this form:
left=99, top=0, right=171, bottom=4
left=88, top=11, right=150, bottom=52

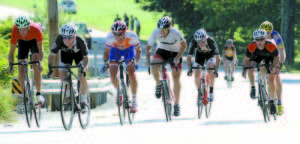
left=9, top=61, right=40, bottom=71
left=148, top=60, right=178, bottom=75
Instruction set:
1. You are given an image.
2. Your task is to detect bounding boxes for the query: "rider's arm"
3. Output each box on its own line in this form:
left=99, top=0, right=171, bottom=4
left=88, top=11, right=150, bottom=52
left=82, top=56, right=89, bottom=69
left=8, top=44, right=17, bottom=63
left=278, top=43, right=286, bottom=64
left=145, top=44, right=152, bottom=63
left=187, top=40, right=196, bottom=70
left=272, top=49, right=280, bottom=69
left=104, top=47, right=110, bottom=61
left=48, top=36, right=61, bottom=65
left=48, top=53, right=56, bottom=65
left=176, top=40, right=187, bottom=59
left=215, top=54, right=221, bottom=71
left=37, top=41, right=44, bottom=61
left=135, top=45, right=142, bottom=63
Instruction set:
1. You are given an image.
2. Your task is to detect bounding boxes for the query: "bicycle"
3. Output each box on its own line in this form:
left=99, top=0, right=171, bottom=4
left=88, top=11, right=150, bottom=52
left=49, top=64, right=90, bottom=130
left=9, top=61, right=41, bottom=128
left=190, top=64, right=215, bottom=119
left=115, top=59, right=135, bottom=126
left=226, top=61, right=234, bottom=88
left=149, top=60, right=175, bottom=122
left=244, top=64, right=277, bottom=123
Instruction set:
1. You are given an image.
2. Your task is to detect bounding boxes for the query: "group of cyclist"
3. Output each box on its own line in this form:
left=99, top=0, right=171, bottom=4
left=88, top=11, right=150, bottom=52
left=8, top=15, right=285, bottom=118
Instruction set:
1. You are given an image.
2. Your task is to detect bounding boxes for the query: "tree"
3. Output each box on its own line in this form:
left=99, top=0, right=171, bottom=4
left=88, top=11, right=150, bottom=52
left=281, top=0, right=296, bottom=67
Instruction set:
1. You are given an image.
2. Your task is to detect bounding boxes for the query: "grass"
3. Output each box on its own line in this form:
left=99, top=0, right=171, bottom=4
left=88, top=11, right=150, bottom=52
left=0, top=0, right=164, bottom=40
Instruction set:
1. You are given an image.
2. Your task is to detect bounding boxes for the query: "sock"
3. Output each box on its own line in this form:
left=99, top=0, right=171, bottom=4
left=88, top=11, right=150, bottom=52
left=277, top=100, right=282, bottom=105
left=210, top=87, right=213, bottom=93
left=132, top=95, right=136, bottom=103
left=36, top=92, right=41, bottom=96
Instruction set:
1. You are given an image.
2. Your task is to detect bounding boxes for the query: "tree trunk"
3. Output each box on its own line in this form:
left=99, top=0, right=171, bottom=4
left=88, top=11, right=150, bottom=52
left=281, top=0, right=296, bottom=71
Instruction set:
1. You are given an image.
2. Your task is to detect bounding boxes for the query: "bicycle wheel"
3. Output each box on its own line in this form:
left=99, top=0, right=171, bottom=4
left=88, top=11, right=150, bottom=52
left=227, top=65, right=232, bottom=88
left=117, top=85, right=126, bottom=126
left=23, top=81, right=33, bottom=128
left=78, top=81, right=91, bottom=129
left=205, top=82, right=212, bottom=118
left=32, top=82, right=41, bottom=128
left=161, top=81, right=172, bottom=122
left=60, top=81, right=75, bottom=130
left=121, top=80, right=134, bottom=125
left=259, top=83, right=269, bottom=123
left=197, top=83, right=204, bottom=119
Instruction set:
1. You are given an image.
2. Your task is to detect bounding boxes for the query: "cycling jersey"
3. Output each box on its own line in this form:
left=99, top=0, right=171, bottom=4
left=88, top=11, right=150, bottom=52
left=270, top=30, right=283, bottom=47
left=223, top=45, right=235, bottom=60
left=147, top=28, right=185, bottom=52
left=105, top=31, right=140, bottom=62
left=188, top=37, right=219, bottom=66
left=246, top=40, right=279, bottom=74
left=10, top=23, right=43, bottom=45
left=51, top=35, right=88, bottom=65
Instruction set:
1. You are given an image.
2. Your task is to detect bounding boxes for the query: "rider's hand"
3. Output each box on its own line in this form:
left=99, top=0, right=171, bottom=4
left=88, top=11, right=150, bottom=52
left=38, top=64, right=43, bottom=72
left=173, top=57, right=179, bottom=65
left=135, top=64, right=139, bottom=70
left=187, top=69, right=193, bottom=77
left=214, top=71, right=219, bottom=78
left=103, top=60, right=109, bottom=72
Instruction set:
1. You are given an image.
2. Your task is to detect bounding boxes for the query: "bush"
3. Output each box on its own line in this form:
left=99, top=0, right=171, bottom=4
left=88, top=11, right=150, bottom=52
left=0, top=87, right=17, bottom=123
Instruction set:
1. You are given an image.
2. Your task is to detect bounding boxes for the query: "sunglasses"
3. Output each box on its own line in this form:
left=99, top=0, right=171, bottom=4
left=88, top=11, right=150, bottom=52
left=255, top=38, right=265, bottom=41
left=113, top=32, right=124, bottom=36
left=63, top=35, right=74, bottom=39
left=196, top=40, right=206, bottom=43
left=159, top=28, right=168, bottom=33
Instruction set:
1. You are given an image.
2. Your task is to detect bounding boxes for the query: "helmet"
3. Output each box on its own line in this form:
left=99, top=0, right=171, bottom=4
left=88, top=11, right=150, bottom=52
left=111, top=21, right=127, bottom=32
left=253, top=28, right=267, bottom=39
left=260, top=21, right=273, bottom=32
left=194, top=29, right=208, bottom=42
left=15, top=16, right=30, bottom=28
left=158, top=16, right=172, bottom=29
left=60, top=23, right=77, bottom=36
left=226, top=39, right=233, bottom=44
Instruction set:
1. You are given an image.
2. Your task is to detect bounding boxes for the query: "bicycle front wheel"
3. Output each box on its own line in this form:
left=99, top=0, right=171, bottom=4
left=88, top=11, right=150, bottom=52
left=197, top=81, right=205, bottom=119
left=23, top=81, right=33, bottom=128
left=161, top=81, right=172, bottom=122
left=78, top=80, right=91, bottom=129
left=259, top=83, right=269, bottom=123
left=33, top=105, right=41, bottom=128
left=60, top=81, right=75, bottom=130
left=117, top=84, right=126, bottom=126
left=121, top=80, right=134, bottom=125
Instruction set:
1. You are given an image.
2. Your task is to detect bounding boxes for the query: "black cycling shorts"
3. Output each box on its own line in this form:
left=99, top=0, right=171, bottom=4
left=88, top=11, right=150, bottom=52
left=154, top=48, right=183, bottom=68
left=18, top=39, right=39, bottom=59
left=249, top=54, right=274, bottom=74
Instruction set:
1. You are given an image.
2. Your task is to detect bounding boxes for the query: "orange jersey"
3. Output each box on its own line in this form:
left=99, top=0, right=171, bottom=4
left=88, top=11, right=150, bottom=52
left=10, top=23, right=43, bottom=45
left=245, top=40, right=279, bottom=58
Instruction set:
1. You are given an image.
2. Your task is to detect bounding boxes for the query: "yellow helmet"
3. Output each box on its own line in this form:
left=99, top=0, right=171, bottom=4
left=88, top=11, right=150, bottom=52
left=260, top=21, right=273, bottom=32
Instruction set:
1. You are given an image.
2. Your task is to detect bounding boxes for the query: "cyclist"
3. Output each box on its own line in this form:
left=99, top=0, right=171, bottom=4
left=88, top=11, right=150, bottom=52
left=260, top=21, right=286, bottom=116
left=145, top=16, right=187, bottom=116
left=48, top=23, right=89, bottom=109
left=103, top=21, right=141, bottom=113
left=187, top=29, right=220, bottom=103
left=242, top=28, right=280, bottom=115
left=8, top=16, right=44, bottom=105
left=223, top=39, right=237, bottom=81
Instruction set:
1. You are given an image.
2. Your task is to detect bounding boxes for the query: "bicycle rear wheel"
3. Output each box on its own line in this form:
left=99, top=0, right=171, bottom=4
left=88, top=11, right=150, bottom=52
left=60, top=81, right=75, bottom=130
left=23, top=81, right=33, bottom=128
left=78, top=81, right=91, bottom=129
left=161, top=81, right=172, bottom=122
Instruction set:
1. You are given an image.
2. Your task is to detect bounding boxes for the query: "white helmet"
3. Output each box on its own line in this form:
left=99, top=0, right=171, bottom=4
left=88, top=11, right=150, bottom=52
left=15, top=16, right=30, bottom=28
left=253, top=28, right=267, bottom=39
left=60, top=23, right=77, bottom=36
left=194, top=29, right=208, bottom=42
left=158, top=16, right=172, bottom=29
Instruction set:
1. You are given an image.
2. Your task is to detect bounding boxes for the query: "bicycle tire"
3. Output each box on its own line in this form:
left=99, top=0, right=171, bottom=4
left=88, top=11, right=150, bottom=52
left=117, top=85, right=125, bottom=126
left=32, top=81, right=41, bottom=128
left=161, top=81, right=171, bottom=122
left=227, top=64, right=232, bottom=88
left=24, top=81, right=33, bottom=128
left=121, top=80, right=134, bottom=125
left=60, top=81, right=75, bottom=130
left=259, top=83, right=269, bottom=123
left=198, top=81, right=204, bottom=119
left=78, top=80, right=91, bottom=129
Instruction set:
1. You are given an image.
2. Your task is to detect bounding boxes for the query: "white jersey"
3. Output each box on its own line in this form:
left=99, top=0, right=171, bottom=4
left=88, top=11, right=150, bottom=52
left=105, top=31, right=140, bottom=49
left=147, top=28, right=185, bottom=52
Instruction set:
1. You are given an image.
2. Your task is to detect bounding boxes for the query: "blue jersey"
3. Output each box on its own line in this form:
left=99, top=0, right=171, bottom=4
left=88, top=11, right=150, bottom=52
left=270, top=31, right=283, bottom=46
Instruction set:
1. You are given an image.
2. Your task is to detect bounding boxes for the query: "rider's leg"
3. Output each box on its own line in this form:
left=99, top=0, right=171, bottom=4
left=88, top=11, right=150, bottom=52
left=231, top=59, right=235, bottom=80
left=249, top=61, right=257, bottom=99
left=268, top=73, right=277, bottom=114
left=207, top=57, right=216, bottom=101
left=32, top=53, right=41, bottom=93
left=151, top=54, right=163, bottom=99
left=194, top=69, right=201, bottom=88
left=127, top=63, right=137, bottom=98
left=18, top=59, right=26, bottom=93
left=224, top=59, right=228, bottom=80
left=276, top=72, right=284, bottom=115
left=172, top=62, right=182, bottom=117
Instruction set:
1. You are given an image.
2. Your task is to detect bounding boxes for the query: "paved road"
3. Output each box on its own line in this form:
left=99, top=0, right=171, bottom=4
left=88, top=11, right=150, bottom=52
left=1, top=67, right=299, bottom=144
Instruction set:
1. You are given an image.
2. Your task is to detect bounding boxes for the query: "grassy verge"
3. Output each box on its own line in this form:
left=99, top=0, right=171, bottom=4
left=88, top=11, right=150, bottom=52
left=0, top=0, right=164, bottom=40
